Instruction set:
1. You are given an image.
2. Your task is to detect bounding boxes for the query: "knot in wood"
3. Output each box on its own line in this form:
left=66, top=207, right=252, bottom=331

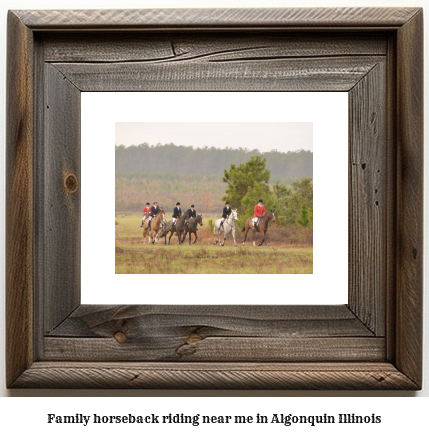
left=186, top=333, right=203, bottom=344
left=64, top=174, right=78, bottom=193
left=114, top=331, right=128, bottom=343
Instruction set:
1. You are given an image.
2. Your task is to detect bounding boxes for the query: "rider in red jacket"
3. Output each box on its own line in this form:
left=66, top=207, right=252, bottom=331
left=252, top=199, right=266, bottom=231
left=140, top=202, right=151, bottom=228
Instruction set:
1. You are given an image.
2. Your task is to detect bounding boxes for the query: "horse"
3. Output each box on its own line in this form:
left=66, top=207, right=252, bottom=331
left=182, top=214, right=203, bottom=245
left=241, top=210, right=275, bottom=247
left=214, top=209, right=238, bottom=246
left=159, top=211, right=190, bottom=245
left=142, top=210, right=166, bottom=244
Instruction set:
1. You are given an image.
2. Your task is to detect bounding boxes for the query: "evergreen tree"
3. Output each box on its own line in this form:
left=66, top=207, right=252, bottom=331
left=222, top=156, right=270, bottom=214
left=297, top=203, right=310, bottom=228
left=273, top=177, right=313, bottom=225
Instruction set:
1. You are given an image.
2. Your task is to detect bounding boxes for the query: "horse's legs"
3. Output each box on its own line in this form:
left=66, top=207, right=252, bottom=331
left=232, top=228, right=237, bottom=246
left=242, top=225, right=249, bottom=245
left=168, top=231, right=173, bottom=245
left=215, top=228, right=221, bottom=245
left=193, top=232, right=197, bottom=244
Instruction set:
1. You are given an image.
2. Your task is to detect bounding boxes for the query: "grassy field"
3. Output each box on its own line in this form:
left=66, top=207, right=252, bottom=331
left=115, top=213, right=313, bottom=274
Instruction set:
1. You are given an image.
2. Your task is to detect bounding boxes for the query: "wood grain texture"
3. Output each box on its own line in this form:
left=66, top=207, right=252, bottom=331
left=42, top=33, right=387, bottom=63
left=395, top=10, right=423, bottom=388
left=44, top=305, right=379, bottom=362
left=44, top=337, right=385, bottom=362
left=14, top=8, right=420, bottom=29
left=385, top=34, right=398, bottom=363
left=11, top=362, right=419, bottom=390
left=47, top=305, right=374, bottom=338
left=43, top=64, right=81, bottom=333
left=6, top=11, right=35, bottom=388
left=348, top=62, right=386, bottom=336
left=52, top=56, right=383, bottom=92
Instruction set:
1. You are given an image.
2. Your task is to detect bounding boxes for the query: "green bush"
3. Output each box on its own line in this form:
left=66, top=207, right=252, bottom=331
left=208, top=219, right=214, bottom=231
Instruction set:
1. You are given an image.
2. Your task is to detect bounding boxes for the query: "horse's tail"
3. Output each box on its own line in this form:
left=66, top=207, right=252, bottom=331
left=241, top=225, right=246, bottom=232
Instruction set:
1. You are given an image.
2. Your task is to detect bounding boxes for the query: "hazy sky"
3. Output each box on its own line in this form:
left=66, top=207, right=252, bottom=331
left=115, top=122, right=312, bottom=153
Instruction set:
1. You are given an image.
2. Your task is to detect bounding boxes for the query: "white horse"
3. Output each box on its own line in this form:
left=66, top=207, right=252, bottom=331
left=214, top=209, right=238, bottom=246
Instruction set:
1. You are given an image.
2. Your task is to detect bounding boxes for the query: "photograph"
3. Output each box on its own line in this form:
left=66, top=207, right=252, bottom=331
left=115, top=122, right=313, bottom=274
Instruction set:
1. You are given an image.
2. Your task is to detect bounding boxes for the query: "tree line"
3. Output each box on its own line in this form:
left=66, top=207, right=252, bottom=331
left=116, top=173, right=225, bottom=213
left=223, top=156, right=313, bottom=229
left=116, top=143, right=312, bottom=184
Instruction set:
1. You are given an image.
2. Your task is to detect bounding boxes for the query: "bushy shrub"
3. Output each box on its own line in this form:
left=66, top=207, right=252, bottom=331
left=208, top=219, right=214, bottom=231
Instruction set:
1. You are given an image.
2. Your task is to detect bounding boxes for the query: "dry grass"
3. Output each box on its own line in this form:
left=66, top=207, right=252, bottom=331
left=115, top=214, right=313, bottom=274
left=115, top=244, right=312, bottom=274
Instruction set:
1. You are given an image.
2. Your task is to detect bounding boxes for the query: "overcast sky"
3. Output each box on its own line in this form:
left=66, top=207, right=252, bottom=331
left=115, top=122, right=312, bottom=153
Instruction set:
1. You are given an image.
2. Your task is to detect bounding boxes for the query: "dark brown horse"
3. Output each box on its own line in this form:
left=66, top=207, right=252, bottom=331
left=159, top=211, right=190, bottom=245
left=241, top=210, right=276, bottom=247
left=182, top=214, right=203, bottom=245
left=142, top=210, right=166, bottom=244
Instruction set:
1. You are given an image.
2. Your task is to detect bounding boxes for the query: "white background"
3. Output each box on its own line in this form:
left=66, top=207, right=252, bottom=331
left=0, top=0, right=428, bottom=427
left=82, top=92, right=348, bottom=305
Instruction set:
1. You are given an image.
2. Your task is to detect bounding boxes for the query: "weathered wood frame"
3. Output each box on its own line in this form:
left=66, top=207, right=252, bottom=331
left=6, top=8, right=423, bottom=389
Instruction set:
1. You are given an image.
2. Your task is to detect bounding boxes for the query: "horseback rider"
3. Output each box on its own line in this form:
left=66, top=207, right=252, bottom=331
left=220, top=201, right=231, bottom=230
left=186, top=205, right=197, bottom=219
left=252, top=199, right=266, bottom=231
left=172, top=202, right=182, bottom=226
left=185, top=205, right=197, bottom=229
left=147, top=201, right=160, bottom=230
left=140, top=202, right=151, bottom=228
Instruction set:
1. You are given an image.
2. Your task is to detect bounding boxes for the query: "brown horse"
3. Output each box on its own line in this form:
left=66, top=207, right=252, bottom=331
left=159, top=211, right=190, bottom=245
left=241, top=210, right=276, bottom=247
left=182, top=214, right=203, bottom=245
left=142, top=210, right=166, bottom=244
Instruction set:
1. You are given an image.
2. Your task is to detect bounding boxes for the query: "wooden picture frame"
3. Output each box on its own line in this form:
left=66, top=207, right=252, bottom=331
left=6, top=7, right=423, bottom=389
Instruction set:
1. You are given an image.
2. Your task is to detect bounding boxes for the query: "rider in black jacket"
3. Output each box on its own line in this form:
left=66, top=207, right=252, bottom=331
left=185, top=205, right=197, bottom=219
left=172, top=202, right=182, bottom=226
left=220, top=201, right=231, bottom=229
left=148, top=201, right=159, bottom=230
